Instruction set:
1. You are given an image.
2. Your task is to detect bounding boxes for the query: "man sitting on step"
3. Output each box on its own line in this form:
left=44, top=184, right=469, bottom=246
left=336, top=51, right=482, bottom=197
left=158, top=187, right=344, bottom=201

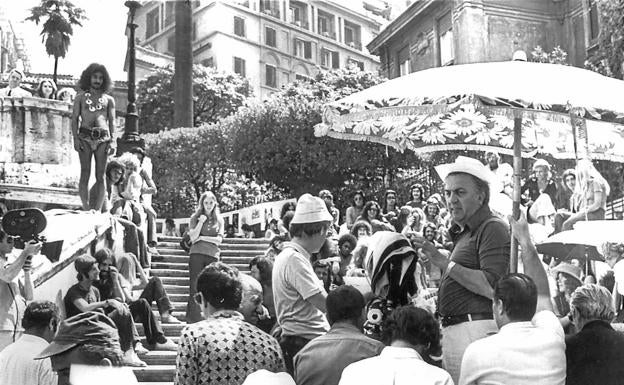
left=64, top=255, right=147, bottom=366
left=93, top=248, right=177, bottom=351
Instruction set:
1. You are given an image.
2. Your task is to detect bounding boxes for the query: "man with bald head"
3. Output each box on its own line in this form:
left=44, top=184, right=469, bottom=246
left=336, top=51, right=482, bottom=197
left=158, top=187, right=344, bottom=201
left=239, top=273, right=271, bottom=327
left=414, top=156, right=510, bottom=383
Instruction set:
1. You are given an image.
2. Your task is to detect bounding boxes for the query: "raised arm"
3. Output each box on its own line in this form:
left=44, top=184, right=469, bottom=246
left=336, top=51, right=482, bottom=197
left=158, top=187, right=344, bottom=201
left=508, top=211, right=553, bottom=313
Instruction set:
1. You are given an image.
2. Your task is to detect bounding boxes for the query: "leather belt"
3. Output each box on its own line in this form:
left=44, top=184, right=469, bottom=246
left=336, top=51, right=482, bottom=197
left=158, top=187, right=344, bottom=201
left=441, top=312, right=493, bottom=327
left=80, top=127, right=109, bottom=140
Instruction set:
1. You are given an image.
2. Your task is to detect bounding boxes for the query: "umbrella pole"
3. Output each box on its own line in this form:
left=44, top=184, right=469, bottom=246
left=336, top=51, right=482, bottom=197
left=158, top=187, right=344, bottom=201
left=511, top=115, right=523, bottom=273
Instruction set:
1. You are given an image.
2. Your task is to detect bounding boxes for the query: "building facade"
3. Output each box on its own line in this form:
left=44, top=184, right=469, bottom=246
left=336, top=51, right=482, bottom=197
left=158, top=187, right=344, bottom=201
left=134, top=0, right=382, bottom=98
left=0, top=7, right=31, bottom=74
left=368, top=0, right=600, bottom=79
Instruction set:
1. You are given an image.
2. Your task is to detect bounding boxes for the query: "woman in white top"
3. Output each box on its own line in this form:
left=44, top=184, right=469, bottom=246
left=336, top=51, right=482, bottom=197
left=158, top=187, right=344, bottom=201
left=562, top=159, right=609, bottom=231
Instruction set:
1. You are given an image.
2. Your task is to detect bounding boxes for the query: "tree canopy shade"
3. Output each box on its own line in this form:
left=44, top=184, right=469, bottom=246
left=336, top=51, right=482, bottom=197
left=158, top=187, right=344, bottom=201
left=228, top=65, right=424, bottom=198
left=136, top=64, right=252, bottom=133
left=25, top=0, right=86, bottom=84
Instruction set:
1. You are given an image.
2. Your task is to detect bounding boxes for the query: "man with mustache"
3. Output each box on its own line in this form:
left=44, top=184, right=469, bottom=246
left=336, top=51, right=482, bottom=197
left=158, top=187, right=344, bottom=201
left=413, top=156, right=510, bottom=384
left=72, top=63, right=116, bottom=211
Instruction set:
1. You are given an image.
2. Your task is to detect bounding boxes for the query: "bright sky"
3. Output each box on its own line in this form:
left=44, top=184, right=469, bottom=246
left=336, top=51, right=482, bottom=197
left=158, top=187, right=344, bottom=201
left=5, top=0, right=129, bottom=81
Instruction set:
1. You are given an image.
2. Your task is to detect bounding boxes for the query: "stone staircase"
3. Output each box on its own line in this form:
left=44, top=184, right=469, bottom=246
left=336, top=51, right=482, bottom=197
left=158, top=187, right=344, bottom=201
left=134, top=236, right=269, bottom=384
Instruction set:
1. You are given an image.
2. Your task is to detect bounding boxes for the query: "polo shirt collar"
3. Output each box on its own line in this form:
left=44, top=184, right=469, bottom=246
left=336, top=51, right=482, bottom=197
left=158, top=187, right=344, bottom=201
left=329, top=322, right=362, bottom=335
left=450, top=204, right=492, bottom=235
left=283, top=241, right=312, bottom=261
left=380, top=346, right=424, bottom=360
left=498, top=320, right=533, bottom=333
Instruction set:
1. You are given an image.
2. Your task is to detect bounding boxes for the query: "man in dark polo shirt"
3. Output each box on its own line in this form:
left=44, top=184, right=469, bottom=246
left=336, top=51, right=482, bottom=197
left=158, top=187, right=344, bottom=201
left=415, top=156, right=510, bottom=383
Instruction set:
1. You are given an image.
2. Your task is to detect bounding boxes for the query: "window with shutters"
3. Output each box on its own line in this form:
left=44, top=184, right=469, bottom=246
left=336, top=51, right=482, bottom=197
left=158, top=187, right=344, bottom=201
left=234, top=16, right=246, bottom=37
left=146, top=7, right=160, bottom=39
left=588, top=0, right=600, bottom=41
left=321, top=48, right=338, bottom=68
left=265, top=64, right=277, bottom=88
left=293, top=39, right=312, bottom=59
left=201, top=57, right=214, bottom=68
left=233, top=57, right=246, bottom=77
left=331, top=51, right=339, bottom=69
left=265, top=27, right=276, bottom=47
left=348, top=58, right=364, bottom=71
left=344, top=20, right=361, bottom=50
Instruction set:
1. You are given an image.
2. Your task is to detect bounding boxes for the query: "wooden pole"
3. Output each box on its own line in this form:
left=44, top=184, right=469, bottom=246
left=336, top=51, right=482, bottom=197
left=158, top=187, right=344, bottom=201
left=174, top=0, right=194, bottom=128
left=511, top=114, right=523, bottom=273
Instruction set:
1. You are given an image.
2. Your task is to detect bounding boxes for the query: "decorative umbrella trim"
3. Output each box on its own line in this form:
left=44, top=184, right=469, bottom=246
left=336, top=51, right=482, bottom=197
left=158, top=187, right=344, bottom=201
left=316, top=101, right=624, bottom=162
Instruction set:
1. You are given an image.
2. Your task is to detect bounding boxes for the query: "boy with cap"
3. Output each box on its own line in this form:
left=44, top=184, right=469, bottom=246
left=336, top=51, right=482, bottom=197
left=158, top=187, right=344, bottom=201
left=272, top=193, right=333, bottom=374
left=36, top=311, right=137, bottom=385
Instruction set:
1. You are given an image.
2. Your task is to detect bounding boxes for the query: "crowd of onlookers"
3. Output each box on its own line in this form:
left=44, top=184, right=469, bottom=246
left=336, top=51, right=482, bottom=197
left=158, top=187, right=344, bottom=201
left=1, top=68, right=77, bottom=102
left=1, top=151, right=624, bottom=384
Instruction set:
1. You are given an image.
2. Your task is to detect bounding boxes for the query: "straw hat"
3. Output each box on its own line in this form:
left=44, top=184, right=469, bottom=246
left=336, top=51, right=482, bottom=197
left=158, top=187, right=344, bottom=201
left=551, top=263, right=583, bottom=286
left=435, top=156, right=495, bottom=185
left=291, top=194, right=333, bottom=224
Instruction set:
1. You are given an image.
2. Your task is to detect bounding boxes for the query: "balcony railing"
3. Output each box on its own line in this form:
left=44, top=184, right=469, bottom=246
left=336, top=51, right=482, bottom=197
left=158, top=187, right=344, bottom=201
left=320, top=30, right=336, bottom=40
left=260, top=6, right=280, bottom=19
left=346, top=40, right=362, bottom=51
left=290, top=19, right=309, bottom=30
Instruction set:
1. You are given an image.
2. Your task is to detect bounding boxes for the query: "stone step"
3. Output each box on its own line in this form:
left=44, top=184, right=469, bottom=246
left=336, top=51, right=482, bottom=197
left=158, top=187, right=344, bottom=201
left=161, top=276, right=189, bottom=286
left=133, top=365, right=175, bottom=382
left=150, top=301, right=186, bottom=313
left=140, top=351, right=177, bottom=366
left=138, top=383, right=172, bottom=385
left=159, top=236, right=269, bottom=245
left=156, top=249, right=265, bottom=258
left=136, top=323, right=186, bottom=337
left=159, top=242, right=268, bottom=251
left=154, top=253, right=256, bottom=265
left=168, top=293, right=188, bottom=302
left=163, top=284, right=188, bottom=294
left=151, top=269, right=188, bottom=277
left=151, top=262, right=188, bottom=271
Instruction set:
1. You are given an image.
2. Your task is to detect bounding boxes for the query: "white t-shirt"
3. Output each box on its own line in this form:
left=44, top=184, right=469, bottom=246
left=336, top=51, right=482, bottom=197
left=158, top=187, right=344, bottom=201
left=459, top=311, right=565, bottom=385
left=613, top=259, right=624, bottom=296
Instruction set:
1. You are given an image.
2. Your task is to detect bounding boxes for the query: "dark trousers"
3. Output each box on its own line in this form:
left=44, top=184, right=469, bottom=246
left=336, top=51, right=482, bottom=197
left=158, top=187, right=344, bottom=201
left=140, top=276, right=172, bottom=315
left=116, top=217, right=149, bottom=268
left=105, top=307, right=139, bottom=352
left=186, top=252, right=218, bottom=324
left=279, top=335, right=311, bottom=375
left=129, top=298, right=165, bottom=345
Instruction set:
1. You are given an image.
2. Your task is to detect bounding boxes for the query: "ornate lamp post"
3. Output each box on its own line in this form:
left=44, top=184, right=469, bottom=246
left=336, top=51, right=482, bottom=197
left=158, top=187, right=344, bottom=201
left=117, top=0, right=144, bottom=154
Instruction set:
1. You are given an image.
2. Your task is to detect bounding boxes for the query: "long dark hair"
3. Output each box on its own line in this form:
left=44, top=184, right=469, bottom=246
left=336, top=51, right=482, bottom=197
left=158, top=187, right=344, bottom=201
left=351, top=190, right=365, bottom=209
left=105, top=160, right=126, bottom=186
left=35, top=79, right=57, bottom=99
left=360, top=201, right=382, bottom=222
left=78, top=63, right=112, bottom=92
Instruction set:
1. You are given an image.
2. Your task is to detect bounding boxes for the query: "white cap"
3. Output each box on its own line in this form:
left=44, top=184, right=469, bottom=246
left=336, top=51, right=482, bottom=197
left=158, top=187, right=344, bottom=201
left=291, top=194, right=334, bottom=224
left=435, top=156, right=495, bottom=185
left=512, top=50, right=527, bottom=62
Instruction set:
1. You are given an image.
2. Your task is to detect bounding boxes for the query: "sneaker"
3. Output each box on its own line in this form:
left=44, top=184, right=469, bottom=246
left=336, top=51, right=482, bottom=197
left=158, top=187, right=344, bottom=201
left=122, top=350, right=147, bottom=367
left=161, top=314, right=182, bottom=324
left=134, top=342, right=149, bottom=355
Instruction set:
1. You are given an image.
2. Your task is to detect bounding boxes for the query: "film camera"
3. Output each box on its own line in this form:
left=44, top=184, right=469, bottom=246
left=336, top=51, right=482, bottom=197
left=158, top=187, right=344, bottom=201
left=1, top=208, right=63, bottom=262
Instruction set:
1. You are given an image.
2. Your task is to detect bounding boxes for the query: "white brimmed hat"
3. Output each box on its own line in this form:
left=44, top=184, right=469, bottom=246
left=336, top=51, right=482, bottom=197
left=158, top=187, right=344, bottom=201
left=532, top=159, right=551, bottom=171
left=291, top=193, right=333, bottom=224
left=435, top=156, right=495, bottom=185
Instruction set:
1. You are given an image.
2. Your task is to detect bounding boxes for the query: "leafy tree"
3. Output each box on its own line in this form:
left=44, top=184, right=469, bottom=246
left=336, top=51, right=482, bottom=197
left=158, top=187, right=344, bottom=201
left=585, top=0, right=623, bottom=78
left=228, top=65, right=424, bottom=206
left=136, top=64, right=252, bottom=133
left=530, top=45, right=569, bottom=65
left=25, top=0, right=86, bottom=84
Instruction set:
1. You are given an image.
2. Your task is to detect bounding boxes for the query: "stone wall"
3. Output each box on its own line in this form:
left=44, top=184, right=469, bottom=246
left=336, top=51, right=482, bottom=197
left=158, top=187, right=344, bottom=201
left=0, top=96, right=79, bottom=188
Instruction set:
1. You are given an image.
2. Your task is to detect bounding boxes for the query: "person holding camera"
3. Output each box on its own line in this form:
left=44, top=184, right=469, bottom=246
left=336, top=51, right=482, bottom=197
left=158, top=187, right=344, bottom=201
left=0, top=227, right=42, bottom=352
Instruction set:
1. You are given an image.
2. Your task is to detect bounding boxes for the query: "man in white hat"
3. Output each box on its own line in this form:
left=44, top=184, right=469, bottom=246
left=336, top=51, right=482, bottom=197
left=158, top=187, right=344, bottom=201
left=414, top=156, right=510, bottom=383
left=272, top=193, right=333, bottom=374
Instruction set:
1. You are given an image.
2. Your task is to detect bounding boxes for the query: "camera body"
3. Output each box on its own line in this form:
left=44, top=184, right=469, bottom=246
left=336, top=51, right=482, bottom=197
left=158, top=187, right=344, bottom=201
left=2, top=208, right=63, bottom=262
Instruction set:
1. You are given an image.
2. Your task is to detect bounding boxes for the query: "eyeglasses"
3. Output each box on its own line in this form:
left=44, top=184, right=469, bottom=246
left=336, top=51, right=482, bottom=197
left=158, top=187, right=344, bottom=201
left=387, top=196, right=396, bottom=200
left=368, top=208, right=378, bottom=212
left=354, top=197, right=363, bottom=201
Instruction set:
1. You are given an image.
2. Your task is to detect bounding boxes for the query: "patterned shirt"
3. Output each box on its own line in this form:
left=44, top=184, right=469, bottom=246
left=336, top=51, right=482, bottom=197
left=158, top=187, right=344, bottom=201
left=175, top=310, right=285, bottom=385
